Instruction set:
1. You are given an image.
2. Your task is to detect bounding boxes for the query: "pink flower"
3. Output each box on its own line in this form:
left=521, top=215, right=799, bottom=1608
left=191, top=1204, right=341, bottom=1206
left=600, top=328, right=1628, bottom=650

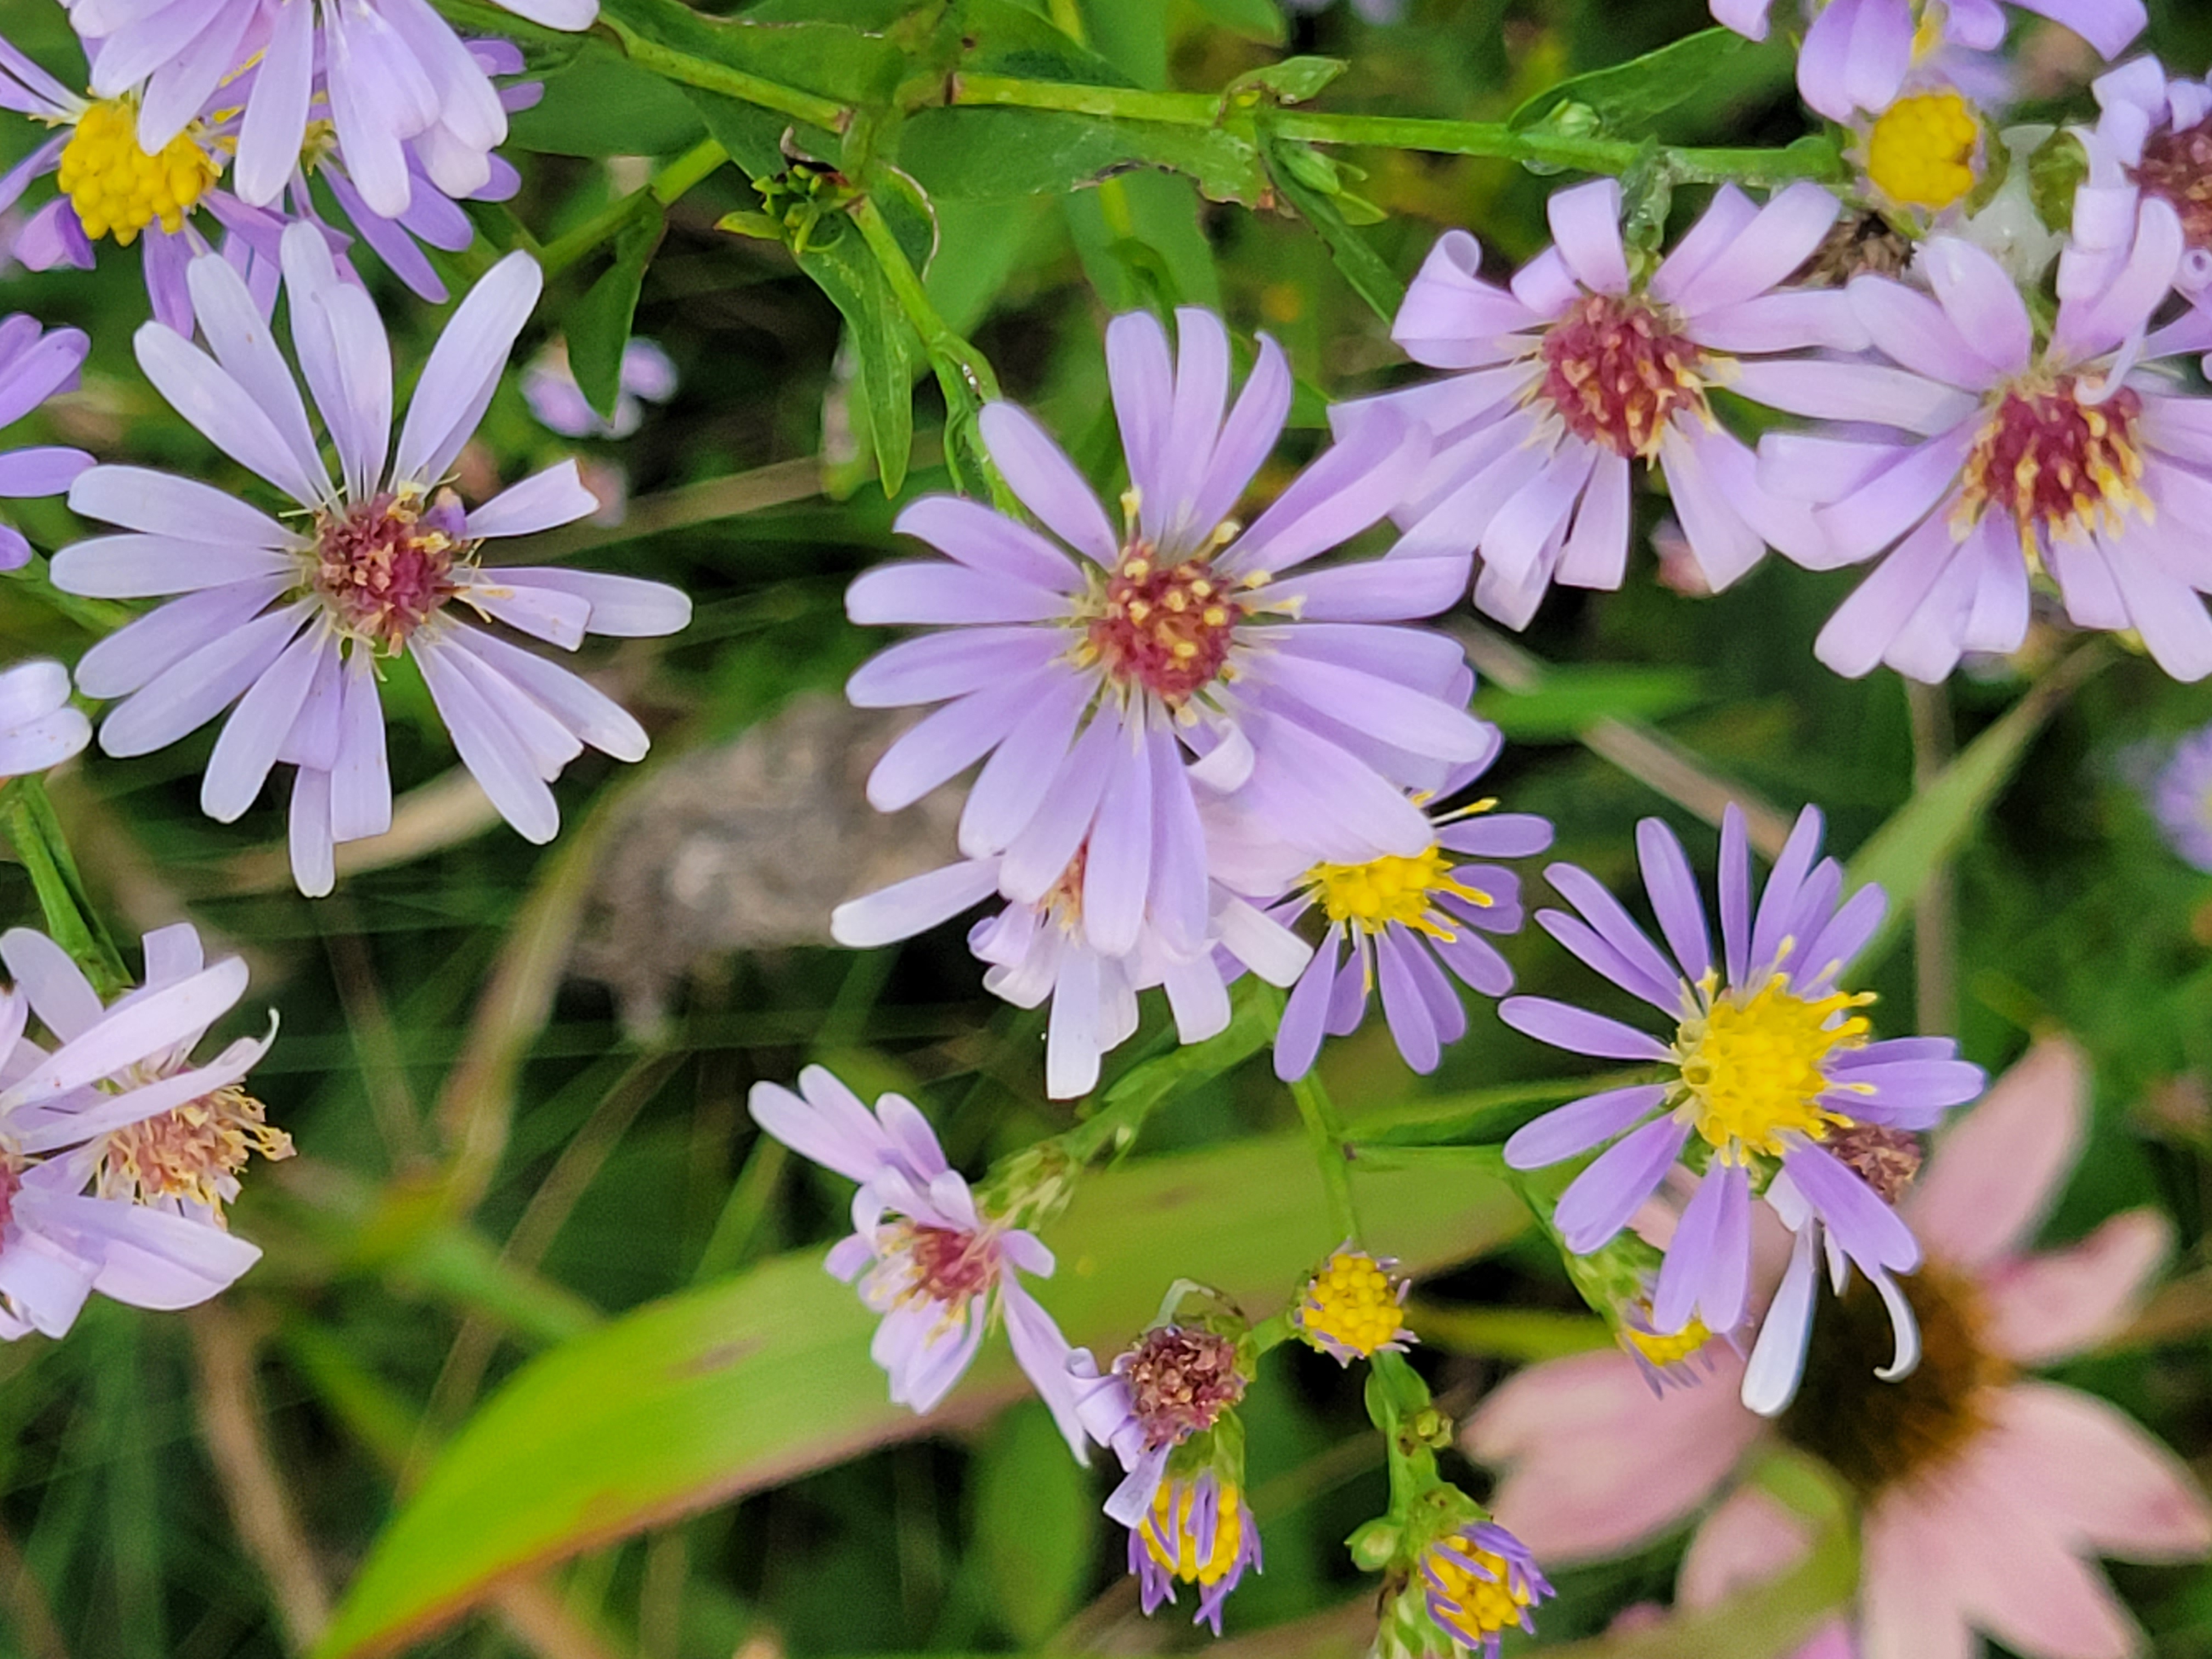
left=1468, top=1037, right=2211, bottom=1659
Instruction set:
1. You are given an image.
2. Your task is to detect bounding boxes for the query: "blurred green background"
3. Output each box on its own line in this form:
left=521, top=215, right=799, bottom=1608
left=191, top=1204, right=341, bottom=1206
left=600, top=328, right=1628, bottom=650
left=0, top=0, right=2208, bottom=1655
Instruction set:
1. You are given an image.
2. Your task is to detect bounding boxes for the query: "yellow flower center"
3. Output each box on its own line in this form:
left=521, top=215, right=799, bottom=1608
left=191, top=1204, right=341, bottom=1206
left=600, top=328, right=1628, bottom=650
left=95, top=1085, right=293, bottom=1223
left=1305, top=845, right=1490, bottom=940
left=1297, top=1249, right=1408, bottom=1360
left=1623, top=1312, right=1713, bottom=1369
left=1672, top=976, right=1871, bottom=1160
left=1143, top=1483, right=1247, bottom=1585
left=55, top=97, right=219, bottom=245
left=1865, top=89, right=1980, bottom=211
left=1425, top=1541, right=1534, bottom=1643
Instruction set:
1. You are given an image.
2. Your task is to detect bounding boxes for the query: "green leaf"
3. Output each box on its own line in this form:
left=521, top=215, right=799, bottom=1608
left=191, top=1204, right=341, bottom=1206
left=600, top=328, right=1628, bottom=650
left=600, top=0, right=904, bottom=104
left=1508, top=27, right=1748, bottom=135
left=1226, top=56, right=1346, bottom=105
left=311, top=1131, right=1527, bottom=1658
left=973, top=1403, right=1094, bottom=1645
left=1472, top=664, right=1708, bottom=739
left=506, top=42, right=708, bottom=157
left=797, top=220, right=922, bottom=495
left=1846, top=646, right=2109, bottom=969
left=1260, top=132, right=1404, bottom=324
left=1186, top=0, right=1289, bottom=43
left=900, top=106, right=1266, bottom=204
left=566, top=206, right=664, bottom=423
left=955, top=0, right=1138, bottom=87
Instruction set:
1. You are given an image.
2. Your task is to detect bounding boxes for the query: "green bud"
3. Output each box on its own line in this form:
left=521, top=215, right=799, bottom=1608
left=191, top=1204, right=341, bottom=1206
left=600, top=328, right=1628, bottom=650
left=1346, top=1516, right=1402, bottom=1572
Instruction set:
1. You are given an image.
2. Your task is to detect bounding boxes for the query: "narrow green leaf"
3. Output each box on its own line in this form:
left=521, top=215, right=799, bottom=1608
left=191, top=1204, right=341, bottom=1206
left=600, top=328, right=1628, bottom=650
left=1227, top=56, right=1346, bottom=104
left=312, top=1132, right=1527, bottom=1658
left=1846, top=645, right=2108, bottom=968
left=1508, top=27, right=1748, bottom=135
left=567, top=206, right=664, bottom=423
left=1260, top=132, right=1404, bottom=323
left=797, top=221, right=922, bottom=495
left=973, top=1403, right=1094, bottom=1644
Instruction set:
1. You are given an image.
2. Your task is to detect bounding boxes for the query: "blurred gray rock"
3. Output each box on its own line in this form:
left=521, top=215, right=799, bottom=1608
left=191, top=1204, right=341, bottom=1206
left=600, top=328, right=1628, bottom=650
left=572, top=694, right=960, bottom=1031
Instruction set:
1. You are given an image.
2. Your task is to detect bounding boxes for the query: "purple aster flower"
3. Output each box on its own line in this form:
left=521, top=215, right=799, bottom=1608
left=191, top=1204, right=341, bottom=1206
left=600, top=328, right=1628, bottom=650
left=1128, top=1468, right=1262, bottom=1635
left=1415, top=1520, right=1553, bottom=1659
left=847, top=305, right=1486, bottom=964
left=0, top=662, right=91, bottom=777
left=746, top=1065, right=1086, bottom=1457
left=1753, top=210, right=2212, bottom=680
left=1499, top=804, right=1985, bottom=1416
left=66, top=0, right=590, bottom=221
left=0, top=923, right=284, bottom=1340
left=1210, top=729, right=1553, bottom=1080
left=2152, top=721, right=2212, bottom=870
left=2065, top=58, right=2212, bottom=309
left=0, top=313, right=93, bottom=571
left=1709, top=0, right=2144, bottom=121
left=0, top=35, right=290, bottom=332
left=1337, top=179, right=1864, bottom=629
left=832, top=847, right=1310, bottom=1100
left=523, top=338, right=679, bottom=441
left=52, top=223, right=690, bottom=896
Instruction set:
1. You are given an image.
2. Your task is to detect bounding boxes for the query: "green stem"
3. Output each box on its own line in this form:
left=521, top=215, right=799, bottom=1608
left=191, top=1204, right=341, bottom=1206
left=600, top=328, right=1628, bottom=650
left=538, top=138, right=729, bottom=276
left=601, top=16, right=848, bottom=133
left=950, top=76, right=1844, bottom=185
left=1, top=778, right=128, bottom=995
left=1289, top=1070, right=1361, bottom=1245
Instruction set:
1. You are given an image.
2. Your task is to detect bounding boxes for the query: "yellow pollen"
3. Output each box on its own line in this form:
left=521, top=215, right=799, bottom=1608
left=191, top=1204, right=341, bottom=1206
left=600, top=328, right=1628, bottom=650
left=1624, top=1311, right=1714, bottom=1369
left=298, top=116, right=340, bottom=174
left=1296, top=1249, right=1410, bottom=1360
left=95, top=1085, right=293, bottom=1224
left=1426, top=1541, right=1534, bottom=1642
left=1304, top=844, right=1491, bottom=940
left=1671, top=975, right=1872, bottom=1160
left=1865, top=89, right=1980, bottom=211
left=55, top=97, right=219, bottom=245
left=1143, top=1483, right=1247, bottom=1585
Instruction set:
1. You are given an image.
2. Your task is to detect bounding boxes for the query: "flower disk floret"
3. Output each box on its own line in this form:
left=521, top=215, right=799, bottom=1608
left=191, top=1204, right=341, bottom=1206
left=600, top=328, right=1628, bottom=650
left=51, top=223, right=691, bottom=896
left=1338, top=179, right=1866, bottom=629
left=1500, top=804, right=1986, bottom=1417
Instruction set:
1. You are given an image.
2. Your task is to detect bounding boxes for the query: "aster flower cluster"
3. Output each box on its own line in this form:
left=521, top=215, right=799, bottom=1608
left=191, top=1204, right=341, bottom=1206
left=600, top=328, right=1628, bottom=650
left=831, top=302, right=1559, bottom=1098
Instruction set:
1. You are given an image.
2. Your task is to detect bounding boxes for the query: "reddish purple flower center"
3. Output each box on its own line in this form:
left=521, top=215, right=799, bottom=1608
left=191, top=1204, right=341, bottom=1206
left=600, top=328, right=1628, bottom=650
left=2131, top=117, right=2212, bottom=250
left=0, top=1157, right=19, bottom=1232
left=905, top=1224, right=998, bottom=1304
left=313, top=490, right=464, bottom=652
left=1536, top=294, right=1707, bottom=460
left=1824, top=1122, right=1923, bottom=1204
left=1120, top=1325, right=1245, bottom=1450
left=1959, top=375, right=2146, bottom=546
left=1084, top=545, right=1243, bottom=705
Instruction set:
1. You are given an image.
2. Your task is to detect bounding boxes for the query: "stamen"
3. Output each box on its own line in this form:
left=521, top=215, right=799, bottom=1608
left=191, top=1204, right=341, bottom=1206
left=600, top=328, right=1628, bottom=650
left=1534, top=294, right=1710, bottom=461
left=1081, top=541, right=1244, bottom=704
left=1670, top=975, right=1874, bottom=1159
left=309, top=486, right=468, bottom=652
left=1865, top=89, right=1982, bottom=211
left=1302, top=845, right=1491, bottom=942
left=96, top=1085, right=293, bottom=1224
left=1956, top=373, right=2149, bottom=551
